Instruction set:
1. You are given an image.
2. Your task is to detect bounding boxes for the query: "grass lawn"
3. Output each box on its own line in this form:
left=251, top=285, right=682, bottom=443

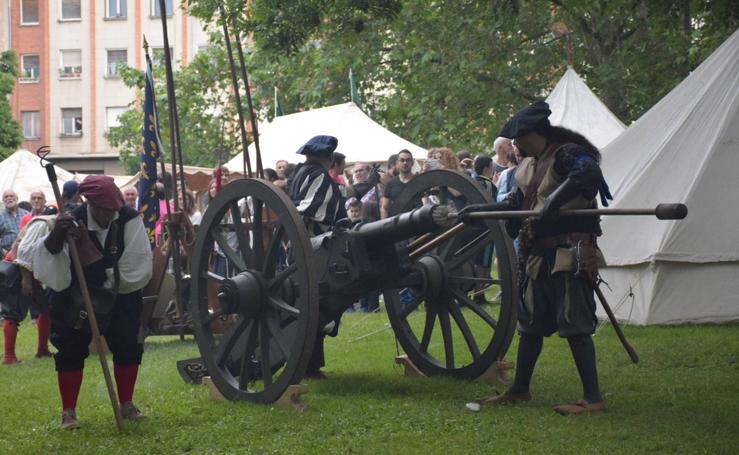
left=1, top=314, right=737, bottom=454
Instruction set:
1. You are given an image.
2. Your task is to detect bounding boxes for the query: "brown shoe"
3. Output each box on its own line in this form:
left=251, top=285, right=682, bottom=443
left=61, top=409, right=80, bottom=430
left=36, top=350, right=53, bottom=358
left=120, top=401, right=146, bottom=420
left=554, top=399, right=606, bottom=415
left=2, top=357, right=21, bottom=365
left=477, top=391, right=532, bottom=406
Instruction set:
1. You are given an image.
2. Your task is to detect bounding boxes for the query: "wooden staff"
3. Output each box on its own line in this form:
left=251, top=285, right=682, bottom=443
left=39, top=149, right=123, bottom=430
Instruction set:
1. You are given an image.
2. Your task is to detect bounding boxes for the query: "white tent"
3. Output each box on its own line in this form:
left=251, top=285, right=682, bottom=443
left=597, top=29, right=739, bottom=325
left=546, top=68, right=626, bottom=150
left=0, top=150, right=77, bottom=202
left=226, top=102, right=427, bottom=171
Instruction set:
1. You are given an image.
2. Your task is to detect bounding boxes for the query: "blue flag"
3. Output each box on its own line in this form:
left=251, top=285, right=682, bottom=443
left=139, top=55, right=162, bottom=249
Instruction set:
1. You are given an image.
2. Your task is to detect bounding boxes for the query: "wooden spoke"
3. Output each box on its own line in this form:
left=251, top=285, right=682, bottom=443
left=230, top=200, right=255, bottom=265
left=210, top=228, right=246, bottom=272
left=438, top=308, right=455, bottom=369
left=204, top=270, right=226, bottom=283
left=448, top=301, right=481, bottom=360
left=259, top=320, right=273, bottom=387
left=252, top=200, right=264, bottom=269
left=450, top=288, right=498, bottom=329
left=439, top=186, right=449, bottom=206
left=268, top=296, right=300, bottom=316
left=448, top=276, right=501, bottom=285
left=237, top=321, right=258, bottom=389
left=262, top=225, right=285, bottom=276
left=447, top=232, right=494, bottom=271
left=419, top=306, right=437, bottom=353
left=265, top=313, right=291, bottom=358
left=215, top=317, right=251, bottom=367
left=268, top=263, right=297, bottom=290
left=203, top=308, right=225, bottom=325
left=453, top=230, right=493, bottom=258
left=399, top=293, right=423, bottom=319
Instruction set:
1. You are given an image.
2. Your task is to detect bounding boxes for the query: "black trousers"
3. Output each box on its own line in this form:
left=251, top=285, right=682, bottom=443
left=49, top=290, right=144, bottom=372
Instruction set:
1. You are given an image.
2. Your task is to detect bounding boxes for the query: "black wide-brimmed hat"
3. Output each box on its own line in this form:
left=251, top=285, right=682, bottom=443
left=296, top=135, right=338, bottom=156
left=499, top=101, right=552, bottom=139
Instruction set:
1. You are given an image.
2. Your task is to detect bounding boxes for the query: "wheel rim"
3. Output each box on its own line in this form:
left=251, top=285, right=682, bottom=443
left=190, top=179, right=318, bottom=403
left=386, top=170, right=518, bottom=378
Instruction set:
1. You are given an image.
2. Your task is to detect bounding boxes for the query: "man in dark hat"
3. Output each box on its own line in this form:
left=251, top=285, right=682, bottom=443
left=288, top=135, right=347, bottom=379
left=33, top=175, right=153, bottom=429
left=288, top=135, right=347, bottom=235
left=460, top=101, right=612, bottom=415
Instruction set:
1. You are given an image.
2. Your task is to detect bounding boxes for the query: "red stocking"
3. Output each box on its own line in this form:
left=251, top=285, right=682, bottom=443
left=3, top=319, right=18, bottom=362
left=36, top=313, right=51, bottom=355
left=58, top=370, right=84, bottom=411
left=114, top=364, right=139, bottom=404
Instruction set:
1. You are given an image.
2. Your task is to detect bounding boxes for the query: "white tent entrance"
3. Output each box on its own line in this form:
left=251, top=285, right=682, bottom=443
left=597, top=29, right=739, bottom=325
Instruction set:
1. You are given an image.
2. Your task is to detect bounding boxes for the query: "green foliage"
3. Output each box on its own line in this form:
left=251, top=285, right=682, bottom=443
left=184, top=0, right=738, bottom=155
left=0, top=51, right=23, bottom=160
left=2, top=316, right=738, bottom=453
left=108, top=43, right=240, bottom=174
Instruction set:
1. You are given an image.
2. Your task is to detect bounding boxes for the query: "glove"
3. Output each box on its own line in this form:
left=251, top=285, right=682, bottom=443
left=539, top=177, right=581, bottom=223
left=44, top=214, right=81, bottom=254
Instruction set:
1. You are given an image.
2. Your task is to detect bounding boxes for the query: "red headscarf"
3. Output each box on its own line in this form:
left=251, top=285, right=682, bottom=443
left=78, top=175, right=125, bottom=211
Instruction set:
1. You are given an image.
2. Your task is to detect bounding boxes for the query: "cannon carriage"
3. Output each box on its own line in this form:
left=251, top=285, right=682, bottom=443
left=189, top=169, right=519, bottom=403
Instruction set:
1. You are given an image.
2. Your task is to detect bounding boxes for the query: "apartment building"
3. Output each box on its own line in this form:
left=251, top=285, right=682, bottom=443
left=5, top=0, right=210, bottom=174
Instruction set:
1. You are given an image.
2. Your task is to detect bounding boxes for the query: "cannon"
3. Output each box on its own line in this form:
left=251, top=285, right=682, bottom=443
left=189, top=169, right=519, bottom=403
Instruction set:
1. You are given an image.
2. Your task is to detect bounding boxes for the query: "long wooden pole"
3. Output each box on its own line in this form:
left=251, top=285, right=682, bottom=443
left=41, top=155, right=123, bottom=431
left=220, top=6, right=253, bottom=178
left=155, top=4, right=186, bottom=317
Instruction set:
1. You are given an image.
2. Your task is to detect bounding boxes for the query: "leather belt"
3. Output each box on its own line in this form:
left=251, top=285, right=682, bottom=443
left=533, top=232, right=597, bottom=249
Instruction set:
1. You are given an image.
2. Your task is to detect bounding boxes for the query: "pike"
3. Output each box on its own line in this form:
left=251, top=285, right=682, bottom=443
left=38, top=147, right=124, bottom=431
left=155, top=0, right=187, bottom=317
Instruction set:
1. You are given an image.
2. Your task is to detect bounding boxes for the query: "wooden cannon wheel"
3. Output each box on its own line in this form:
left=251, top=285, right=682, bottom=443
left=385, top=169, right=518, bottom=379
left=190, top=178, right=319, bottom=403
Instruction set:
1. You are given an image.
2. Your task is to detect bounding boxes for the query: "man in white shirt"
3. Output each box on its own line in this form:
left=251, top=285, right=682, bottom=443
left=33, top=175, right=152, bottom=430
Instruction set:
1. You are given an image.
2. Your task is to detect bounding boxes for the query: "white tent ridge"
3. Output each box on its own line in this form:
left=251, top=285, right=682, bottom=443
left=226, top=102, right=427, bottom=171
left=546, top=67, right=626, bottom=150
left=597, top=29, right=739, bottom=325
left=0, top=150, right=76, bottom=202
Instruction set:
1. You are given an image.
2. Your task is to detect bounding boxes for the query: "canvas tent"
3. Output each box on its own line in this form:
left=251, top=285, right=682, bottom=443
left=597, top=29, right=739, bottom=325
left=226, top=102, right=427, bottom=171
left=545, top=68, right=626, bottom=150
left=0, top=150, right=77, bottom=202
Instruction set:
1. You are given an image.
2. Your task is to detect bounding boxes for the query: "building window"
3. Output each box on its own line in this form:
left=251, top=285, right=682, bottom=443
left=61, top=108, right=82, bottom=136
left=151, top=47, right=174, bottom=67
left=151, top=0, right=173, bottom=17
left=106, top=49, right=127, bottom=77
left=106, top=106, right=127, bottom=132
left=61, top=0, right=82, bottom=20
left=60, top=49, right=82, bottom=78
left=20, top=55, right=40, bottom=82
left=106, top=0, right=127, bottom=19
left=22, top=112, right=41, bottom=139
left=21, top=0, right=39, bottom=24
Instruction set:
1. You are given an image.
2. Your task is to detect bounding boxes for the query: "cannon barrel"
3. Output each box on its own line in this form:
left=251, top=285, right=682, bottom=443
left=351, top=204, right=454, bottom=245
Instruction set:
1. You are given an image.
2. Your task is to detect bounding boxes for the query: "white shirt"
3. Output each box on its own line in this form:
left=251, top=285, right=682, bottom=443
left=33, top=206, right=153, bottom=293
left=15, top=216, right=55, bottom=271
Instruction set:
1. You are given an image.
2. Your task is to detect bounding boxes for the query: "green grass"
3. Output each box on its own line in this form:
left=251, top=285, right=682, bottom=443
left=1, top=315, right=737, bottom=454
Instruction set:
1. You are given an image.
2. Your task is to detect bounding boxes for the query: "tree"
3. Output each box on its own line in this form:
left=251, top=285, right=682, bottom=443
left=183, top=0, right=738, bottom=155
left=0, top=51, right=23, bottom=160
